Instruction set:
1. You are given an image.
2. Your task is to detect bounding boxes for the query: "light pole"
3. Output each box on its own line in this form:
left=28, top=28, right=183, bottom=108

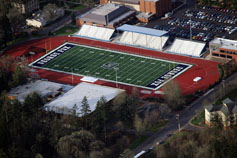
left=114, top=67, right=119, bottom=88
left=29, top=51, right=35, bottom=63
left=187, top=14, right=193, bottom=40
left=222, top=80, right=225, bottom=95
left=71, top=68, right=74, bottom=85
left=176, top=114, right=181, bottom=131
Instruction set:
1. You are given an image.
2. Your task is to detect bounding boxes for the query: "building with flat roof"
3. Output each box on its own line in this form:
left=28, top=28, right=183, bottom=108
left=45, top=82, right=125, bottom=116
left=26, top=8, right=64, bottom=28
left=209, top=38, right=237, bottom=60
left=100, top=0, right=172, bottom=22
left=76, top=3, right=136, bottom=28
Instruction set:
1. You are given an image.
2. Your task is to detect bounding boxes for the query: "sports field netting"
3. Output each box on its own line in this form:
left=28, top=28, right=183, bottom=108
left=29, top=43, right=192, bottom=90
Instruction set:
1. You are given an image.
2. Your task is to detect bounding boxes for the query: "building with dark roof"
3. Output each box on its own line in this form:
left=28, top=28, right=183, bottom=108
left=11, top=0, right=39, bottom=15
left=205, top=98, right=237, bottom=128
left=76, top=3, right=136, bottom=28
left=100, top=0, right=172, bottom=22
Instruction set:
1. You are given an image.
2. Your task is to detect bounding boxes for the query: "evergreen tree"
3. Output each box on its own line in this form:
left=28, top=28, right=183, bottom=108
left=91, top=96, right=107, bottom=139
left=81, top=96, right=91, bottom=129
left=80, top=96, right=91, bottom=117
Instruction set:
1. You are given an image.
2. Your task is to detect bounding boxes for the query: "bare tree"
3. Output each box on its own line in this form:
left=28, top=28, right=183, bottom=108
left=57, top=130, right=105, bottom=158
left=7, top=8, right=25, bottom=36
left=162, top=80, right=184, bottom=111
left=134, top=114, right=145, bottom=132
left=119, top=149, right=134, bottom=158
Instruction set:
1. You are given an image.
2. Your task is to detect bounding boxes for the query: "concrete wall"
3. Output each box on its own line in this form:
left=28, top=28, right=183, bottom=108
left=111, top=1, right=140, bottom=11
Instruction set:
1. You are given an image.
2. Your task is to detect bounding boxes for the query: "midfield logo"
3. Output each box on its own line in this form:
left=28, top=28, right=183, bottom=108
left=102, top=62, right=119, bottom=69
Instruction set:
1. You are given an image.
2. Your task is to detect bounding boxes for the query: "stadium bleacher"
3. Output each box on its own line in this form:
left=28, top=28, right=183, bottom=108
left=117, top=24, right=169, bottom=50
left=76, top=24, right=115, bottom=41
left=167, top=38, right=206, bottom=57
left=119, top=31, right=168, bottom=50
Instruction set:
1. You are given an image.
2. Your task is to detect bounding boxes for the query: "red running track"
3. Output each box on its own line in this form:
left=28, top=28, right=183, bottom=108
left=4, top=36, right=220, bottom=98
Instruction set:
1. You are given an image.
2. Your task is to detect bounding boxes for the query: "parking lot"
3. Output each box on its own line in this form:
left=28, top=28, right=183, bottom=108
left=146, top=5, right=237, bottom=43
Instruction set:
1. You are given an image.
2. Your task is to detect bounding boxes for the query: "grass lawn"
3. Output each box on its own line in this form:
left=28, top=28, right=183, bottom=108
left=30, top=43, right=191, bottom=90
left=147, top=120, right=168, bottom=132
left=67, top=3, right=86, bottom=10
left=54, top=26, right=80, bottom=36
left=191, top=110, right=205, bottom=126
left=130, top=135, right=149, bottom=150
left=6, top=36, right=29, bottom=46
left=165, top=130, right=190, bottom=144
left=216, top=88, right=237, bottom=105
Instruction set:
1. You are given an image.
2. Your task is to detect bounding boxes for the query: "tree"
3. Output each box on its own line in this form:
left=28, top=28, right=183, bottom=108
left=81, top=96, right=91, bottom=129
left=7, top=8, right=25, bottom=36
left=43, top=3, right=60, bottom=21
left=0, top=15, right=12, bottom=48
left=57, top=130, right=105, bottom=158
left=119, top=149, right=134, bottom=158
left=91, top=96, right=107, bottom=140
left=10, top=65, right=28, bottom=88
left=134, top=114, right=145, bottom=132
left=115, top=95, right=137, bottom=126
left=81, top=96, right=91, bottom=117
left=162, top=80, right=184, bottom=111
left=156, top=143, right=176, bottom=158
left=0, top=0, right=10, bottom=17
left=178, top=139, right=197, bottom=158
left=194, top=144, right=211, bottom=158
left=23, top=92, right=44, bottom=117
left=210, top=113, right=223, bottom=131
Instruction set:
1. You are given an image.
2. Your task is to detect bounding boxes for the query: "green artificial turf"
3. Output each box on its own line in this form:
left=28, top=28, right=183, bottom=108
left=34, top=43, right=190, bottom=90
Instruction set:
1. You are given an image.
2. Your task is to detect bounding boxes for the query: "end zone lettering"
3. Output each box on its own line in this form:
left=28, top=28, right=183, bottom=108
left=147, top=64, right=189, bottom=89
left=32, top=44, right=75, bottom=67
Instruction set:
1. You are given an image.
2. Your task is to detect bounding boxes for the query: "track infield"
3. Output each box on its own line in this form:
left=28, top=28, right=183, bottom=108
left=29, top=42, right=192, bottom=90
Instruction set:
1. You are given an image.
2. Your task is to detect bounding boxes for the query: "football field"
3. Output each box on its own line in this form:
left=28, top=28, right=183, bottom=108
left=30, top=43, right=192, bottom=90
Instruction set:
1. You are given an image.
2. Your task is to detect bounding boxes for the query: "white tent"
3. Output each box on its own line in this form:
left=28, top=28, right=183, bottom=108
left=76, top=24, right=115, bottom=41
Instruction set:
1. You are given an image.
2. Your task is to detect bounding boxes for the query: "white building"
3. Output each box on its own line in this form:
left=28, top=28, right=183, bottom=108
left=26, top=9, right=64, bottom=28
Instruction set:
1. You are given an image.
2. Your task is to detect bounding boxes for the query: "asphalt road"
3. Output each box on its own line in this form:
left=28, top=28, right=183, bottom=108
left=133, top=72, right=237, bottom=154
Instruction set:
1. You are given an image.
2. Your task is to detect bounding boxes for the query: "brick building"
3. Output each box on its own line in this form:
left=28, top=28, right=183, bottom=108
left=11, top=0, right=39, bottom=15
left=100, top=0, right=171, bottom=22
left=209, top=38, right=237, bottom=60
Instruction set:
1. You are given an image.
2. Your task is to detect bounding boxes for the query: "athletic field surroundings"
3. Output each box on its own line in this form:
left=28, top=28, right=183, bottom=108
left=29, top=43, right=192, bottom=90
